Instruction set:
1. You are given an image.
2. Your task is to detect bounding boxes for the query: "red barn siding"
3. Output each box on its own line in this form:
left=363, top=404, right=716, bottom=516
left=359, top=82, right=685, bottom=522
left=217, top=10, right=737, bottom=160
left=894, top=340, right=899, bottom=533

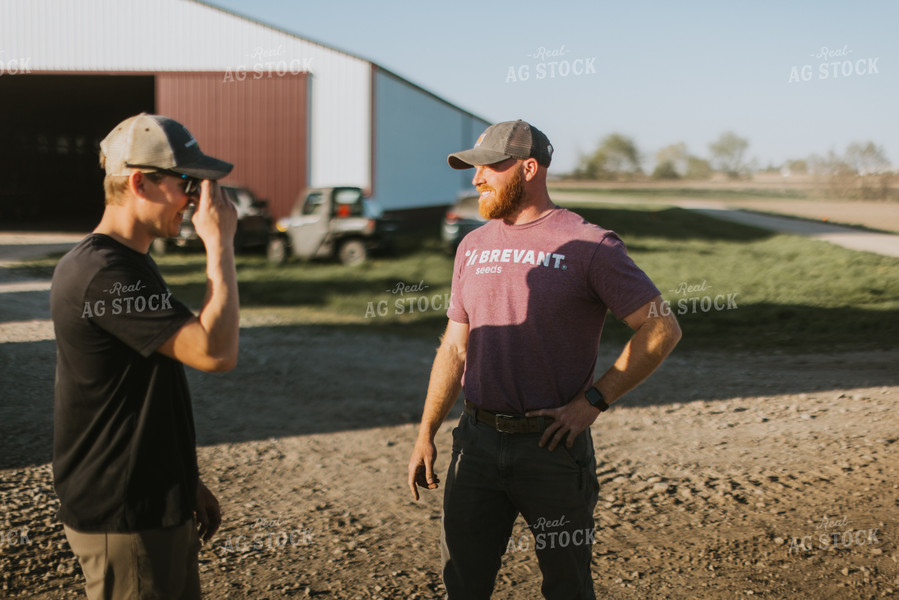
left=156, top=71, right=308, bottom=219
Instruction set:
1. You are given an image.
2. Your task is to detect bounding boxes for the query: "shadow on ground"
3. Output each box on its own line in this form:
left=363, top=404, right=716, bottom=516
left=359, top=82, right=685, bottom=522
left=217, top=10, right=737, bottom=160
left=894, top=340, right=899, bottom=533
left=2, top=322, right=897, bottom=471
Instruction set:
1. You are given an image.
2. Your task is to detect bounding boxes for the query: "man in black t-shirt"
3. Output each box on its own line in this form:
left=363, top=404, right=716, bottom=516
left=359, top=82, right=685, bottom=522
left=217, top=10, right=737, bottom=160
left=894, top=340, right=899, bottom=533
left=50, top=113, right=239, bottom=600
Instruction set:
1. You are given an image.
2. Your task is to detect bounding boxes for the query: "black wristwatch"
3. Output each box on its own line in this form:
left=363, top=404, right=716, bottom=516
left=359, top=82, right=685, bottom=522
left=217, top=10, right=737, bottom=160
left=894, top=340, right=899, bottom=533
left=585, top=386, right=609, bottom=412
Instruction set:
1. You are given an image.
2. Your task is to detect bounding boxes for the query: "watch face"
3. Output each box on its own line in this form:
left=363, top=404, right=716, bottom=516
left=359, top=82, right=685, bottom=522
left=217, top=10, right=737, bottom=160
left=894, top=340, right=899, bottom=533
left=586, top=387, right=607, bottom=410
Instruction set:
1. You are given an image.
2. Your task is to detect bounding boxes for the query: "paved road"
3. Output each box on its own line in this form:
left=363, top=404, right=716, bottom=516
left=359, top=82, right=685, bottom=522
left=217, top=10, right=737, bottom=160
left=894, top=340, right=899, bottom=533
left=0, top=232, right=87, bottom=268
left=689, top=206, right=899, bottom=258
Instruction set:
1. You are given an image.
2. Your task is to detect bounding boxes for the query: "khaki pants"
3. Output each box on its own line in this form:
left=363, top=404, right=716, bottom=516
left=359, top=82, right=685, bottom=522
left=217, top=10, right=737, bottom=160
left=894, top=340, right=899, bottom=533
left=64, top=519, right=202, bottom=600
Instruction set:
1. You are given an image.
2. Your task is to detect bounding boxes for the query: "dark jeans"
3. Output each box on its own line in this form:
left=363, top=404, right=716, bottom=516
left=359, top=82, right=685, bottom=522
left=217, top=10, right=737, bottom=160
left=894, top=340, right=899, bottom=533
left=441, top=411, right=599, bottom=600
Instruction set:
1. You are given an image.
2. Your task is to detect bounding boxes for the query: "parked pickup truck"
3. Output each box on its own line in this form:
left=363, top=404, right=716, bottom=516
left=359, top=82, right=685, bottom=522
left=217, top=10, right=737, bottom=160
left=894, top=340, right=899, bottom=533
left=267, top=186, right=398, bottom=266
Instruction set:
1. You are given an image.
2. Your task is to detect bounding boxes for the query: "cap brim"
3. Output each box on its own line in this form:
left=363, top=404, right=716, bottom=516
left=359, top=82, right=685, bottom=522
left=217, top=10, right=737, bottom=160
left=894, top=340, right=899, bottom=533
left=447, top=148, right=511, bottom=170
left=172, top=155, right=234, bottom=180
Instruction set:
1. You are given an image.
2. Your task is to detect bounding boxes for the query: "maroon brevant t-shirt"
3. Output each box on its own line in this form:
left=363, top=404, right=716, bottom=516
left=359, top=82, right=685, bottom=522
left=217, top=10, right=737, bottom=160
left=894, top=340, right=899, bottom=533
left=447, top=206, right=659, bottom=414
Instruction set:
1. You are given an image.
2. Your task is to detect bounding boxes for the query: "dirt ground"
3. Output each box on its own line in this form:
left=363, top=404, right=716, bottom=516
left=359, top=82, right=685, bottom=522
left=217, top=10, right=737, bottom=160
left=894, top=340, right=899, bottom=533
left=1, top=202, right=898, bottom=599
left=2, top=296, right=898, bottom=599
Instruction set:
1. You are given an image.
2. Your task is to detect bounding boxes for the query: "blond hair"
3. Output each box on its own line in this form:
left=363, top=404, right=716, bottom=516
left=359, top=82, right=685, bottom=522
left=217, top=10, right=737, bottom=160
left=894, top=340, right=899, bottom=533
left=99, top=150, right=162, bottom=205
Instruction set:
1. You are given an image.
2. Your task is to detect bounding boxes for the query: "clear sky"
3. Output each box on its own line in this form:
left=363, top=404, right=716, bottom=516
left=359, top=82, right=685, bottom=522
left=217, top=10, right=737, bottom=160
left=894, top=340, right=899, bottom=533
left=208, top=0, right=898, bottom=174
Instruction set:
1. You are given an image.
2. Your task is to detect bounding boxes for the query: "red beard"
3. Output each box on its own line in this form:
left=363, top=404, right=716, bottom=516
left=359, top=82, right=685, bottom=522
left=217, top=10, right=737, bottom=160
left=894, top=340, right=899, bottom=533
left=477, top=165, right=525, bottom=220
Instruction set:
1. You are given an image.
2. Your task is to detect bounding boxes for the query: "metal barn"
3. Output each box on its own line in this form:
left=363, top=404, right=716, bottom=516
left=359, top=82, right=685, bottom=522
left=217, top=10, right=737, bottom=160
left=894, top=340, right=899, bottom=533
left=0, top=0, right=489, bottom=225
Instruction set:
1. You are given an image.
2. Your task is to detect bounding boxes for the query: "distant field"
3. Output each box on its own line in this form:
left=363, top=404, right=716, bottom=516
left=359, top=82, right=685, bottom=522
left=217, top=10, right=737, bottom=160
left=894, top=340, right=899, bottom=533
left=550, top=172, right=894, bottom=195
left=144, top=200, right=899, bottom=353
left=550, top=182, right=899, bottom=233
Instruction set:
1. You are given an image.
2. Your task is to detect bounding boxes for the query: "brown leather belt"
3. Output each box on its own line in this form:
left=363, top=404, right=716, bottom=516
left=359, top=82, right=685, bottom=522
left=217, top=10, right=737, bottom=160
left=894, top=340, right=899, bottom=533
left=464, top=400, right=553, bottom=434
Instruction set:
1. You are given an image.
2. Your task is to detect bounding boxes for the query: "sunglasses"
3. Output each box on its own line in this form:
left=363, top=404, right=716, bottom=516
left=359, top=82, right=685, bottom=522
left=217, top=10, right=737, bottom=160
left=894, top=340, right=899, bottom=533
left=128, top=165, right=202, bottom=196
left=159, top=170, right=202, bottom=196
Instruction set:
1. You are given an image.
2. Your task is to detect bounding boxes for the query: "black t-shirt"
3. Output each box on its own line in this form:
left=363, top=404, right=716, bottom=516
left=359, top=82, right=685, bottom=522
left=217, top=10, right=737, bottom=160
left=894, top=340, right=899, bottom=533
left=50, top=234, right=198, bottom=532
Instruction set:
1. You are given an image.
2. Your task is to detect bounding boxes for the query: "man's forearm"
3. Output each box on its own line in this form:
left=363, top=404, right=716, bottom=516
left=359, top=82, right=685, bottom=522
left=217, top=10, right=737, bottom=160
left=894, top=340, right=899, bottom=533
left=595, top=313, right=681, bottom=405
left=199, top=244, right=240, bottom=364
left=417, top=341, right=466, bottom=441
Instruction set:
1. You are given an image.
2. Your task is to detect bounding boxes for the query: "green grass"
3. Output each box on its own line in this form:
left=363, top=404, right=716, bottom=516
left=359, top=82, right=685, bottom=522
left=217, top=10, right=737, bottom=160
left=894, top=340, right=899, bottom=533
left=150, top=202, right=899, bottom=352
left=18, top=199, right=897, bottom=352
left=155, top=237, right=455, bottom=337
left=558, top=203, right=899, bottom=351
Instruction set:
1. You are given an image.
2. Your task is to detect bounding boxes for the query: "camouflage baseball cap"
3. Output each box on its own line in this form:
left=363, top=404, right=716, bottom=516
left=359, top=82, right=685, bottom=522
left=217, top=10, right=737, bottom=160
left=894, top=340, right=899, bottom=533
left=448, top=120, right=553, bottom=169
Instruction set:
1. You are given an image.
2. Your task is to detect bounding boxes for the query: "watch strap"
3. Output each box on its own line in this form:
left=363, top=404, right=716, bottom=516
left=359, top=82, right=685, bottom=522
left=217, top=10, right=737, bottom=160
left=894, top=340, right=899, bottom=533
left=585, top=386, right=609, bottom=412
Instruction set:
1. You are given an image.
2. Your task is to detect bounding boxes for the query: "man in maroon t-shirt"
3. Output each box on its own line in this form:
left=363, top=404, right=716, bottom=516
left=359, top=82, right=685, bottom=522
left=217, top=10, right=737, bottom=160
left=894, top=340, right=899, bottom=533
left=407, top=120, right=682, bottom=599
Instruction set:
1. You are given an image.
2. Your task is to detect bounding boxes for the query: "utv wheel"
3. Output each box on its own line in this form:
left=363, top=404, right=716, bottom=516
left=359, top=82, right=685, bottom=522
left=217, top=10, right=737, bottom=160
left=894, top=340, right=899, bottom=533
left=267, top=236, right=287, bottom=264
left=338, top=239, right=367, bottom=266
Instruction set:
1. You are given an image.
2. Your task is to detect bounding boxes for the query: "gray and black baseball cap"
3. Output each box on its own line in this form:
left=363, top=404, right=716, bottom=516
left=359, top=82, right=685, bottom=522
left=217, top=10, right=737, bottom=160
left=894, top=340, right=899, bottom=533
left=448, top=120, right=553, bottom=169
left=100, top=113, right=233, bottom=180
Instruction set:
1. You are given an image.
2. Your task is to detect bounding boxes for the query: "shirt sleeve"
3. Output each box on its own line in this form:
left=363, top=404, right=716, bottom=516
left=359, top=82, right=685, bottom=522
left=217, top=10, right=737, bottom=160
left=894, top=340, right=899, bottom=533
left=588, top=232, right=661, bottom=321
left=83, top=259, right=194, bottom=357
left=446, top=241, right=470, bottom=324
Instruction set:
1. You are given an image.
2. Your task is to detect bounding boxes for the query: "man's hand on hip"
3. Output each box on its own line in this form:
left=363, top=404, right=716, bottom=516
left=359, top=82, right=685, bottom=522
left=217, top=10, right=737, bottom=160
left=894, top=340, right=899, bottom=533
left=526, top=395, right=601, bottom=451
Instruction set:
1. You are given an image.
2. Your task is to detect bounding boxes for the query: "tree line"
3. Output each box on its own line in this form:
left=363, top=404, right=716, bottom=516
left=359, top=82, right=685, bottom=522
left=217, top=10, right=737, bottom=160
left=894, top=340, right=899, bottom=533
left=569, top=132, right=895, bottom=200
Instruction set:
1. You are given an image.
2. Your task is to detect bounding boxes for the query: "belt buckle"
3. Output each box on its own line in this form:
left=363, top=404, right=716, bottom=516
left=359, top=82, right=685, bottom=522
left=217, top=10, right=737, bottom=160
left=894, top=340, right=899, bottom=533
left=495, top=414, right=518, bottom=433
